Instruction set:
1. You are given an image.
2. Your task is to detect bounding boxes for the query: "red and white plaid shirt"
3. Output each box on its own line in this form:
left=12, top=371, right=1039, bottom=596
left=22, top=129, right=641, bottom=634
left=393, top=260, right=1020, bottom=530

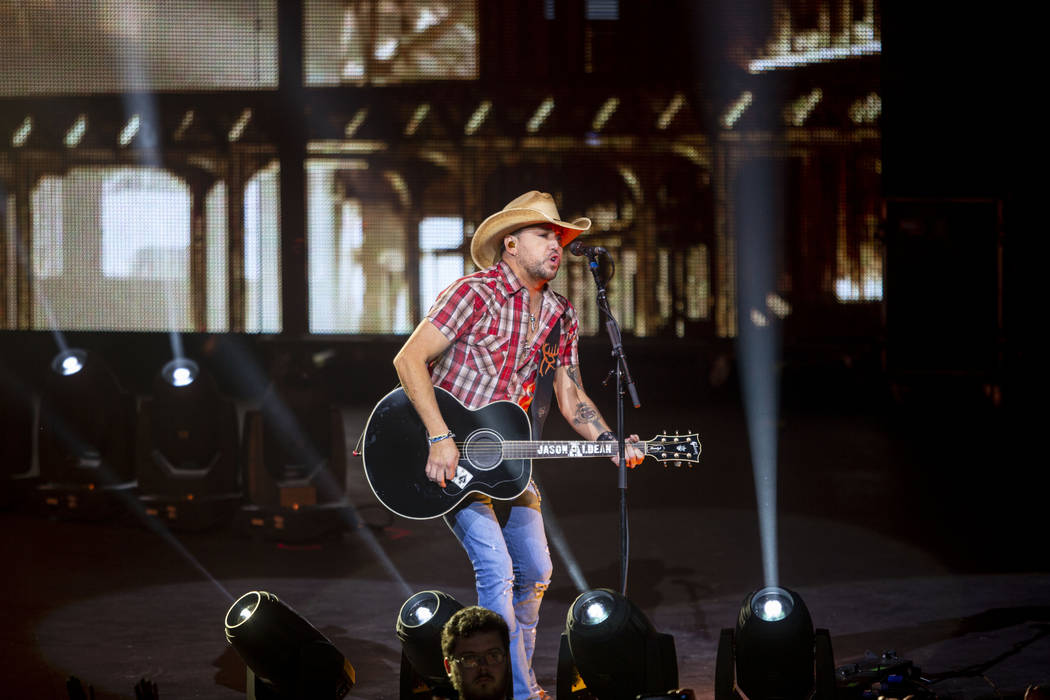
left=426, top=261, right=579, bottom=410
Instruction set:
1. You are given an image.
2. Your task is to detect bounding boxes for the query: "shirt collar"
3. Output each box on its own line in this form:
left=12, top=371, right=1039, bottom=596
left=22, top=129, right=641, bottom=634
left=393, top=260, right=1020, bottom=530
left=496, top=260, right=530, bottom=296
left=494, top=260, right=564, bottom=312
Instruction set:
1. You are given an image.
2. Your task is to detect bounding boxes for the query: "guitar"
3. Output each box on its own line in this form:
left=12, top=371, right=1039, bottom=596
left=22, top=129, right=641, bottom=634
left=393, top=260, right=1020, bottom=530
left=361, top=386, right=701, bottom=520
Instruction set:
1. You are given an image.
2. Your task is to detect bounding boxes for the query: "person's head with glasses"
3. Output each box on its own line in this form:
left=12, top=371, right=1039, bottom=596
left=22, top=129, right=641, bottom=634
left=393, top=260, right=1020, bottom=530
left=441, top=606, right=511, bottom=700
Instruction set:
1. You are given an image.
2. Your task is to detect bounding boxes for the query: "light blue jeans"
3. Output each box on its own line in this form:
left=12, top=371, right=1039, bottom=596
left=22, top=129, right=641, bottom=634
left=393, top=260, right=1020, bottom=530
left=447, top=483, right=553, bottom=700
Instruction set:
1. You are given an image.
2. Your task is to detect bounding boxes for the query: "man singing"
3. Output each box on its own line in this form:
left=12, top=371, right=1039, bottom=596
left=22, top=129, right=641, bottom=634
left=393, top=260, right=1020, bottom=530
left=393, top=190, right=643, bottom=699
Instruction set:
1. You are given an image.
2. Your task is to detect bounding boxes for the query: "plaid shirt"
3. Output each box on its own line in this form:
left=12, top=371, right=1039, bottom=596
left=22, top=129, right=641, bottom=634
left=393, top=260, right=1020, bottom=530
left=426, top=261, right=579, bottom=410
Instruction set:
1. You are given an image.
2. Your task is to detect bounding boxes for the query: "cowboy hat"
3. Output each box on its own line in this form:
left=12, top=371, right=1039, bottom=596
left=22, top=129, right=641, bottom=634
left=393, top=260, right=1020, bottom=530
left=469, top=190, right=591, bottom=269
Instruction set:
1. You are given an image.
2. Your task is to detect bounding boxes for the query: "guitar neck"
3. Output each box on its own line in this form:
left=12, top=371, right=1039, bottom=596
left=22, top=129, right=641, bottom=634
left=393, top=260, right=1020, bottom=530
left=499, top=440, right=645, bottom=460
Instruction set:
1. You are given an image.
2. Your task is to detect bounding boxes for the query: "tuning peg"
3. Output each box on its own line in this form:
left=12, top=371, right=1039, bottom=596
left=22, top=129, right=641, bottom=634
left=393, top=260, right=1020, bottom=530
left=674, top=461, right=682, bottom=467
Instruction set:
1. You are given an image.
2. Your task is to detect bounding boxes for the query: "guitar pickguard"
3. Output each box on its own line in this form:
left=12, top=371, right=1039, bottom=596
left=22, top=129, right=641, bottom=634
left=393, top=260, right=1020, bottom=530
left=449, top=465, right=474, bottom=489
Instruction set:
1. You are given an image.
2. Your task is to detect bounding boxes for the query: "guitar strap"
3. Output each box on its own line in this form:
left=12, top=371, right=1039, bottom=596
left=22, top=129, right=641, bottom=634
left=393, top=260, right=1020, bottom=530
left=528, top=315, right=561, bottom=441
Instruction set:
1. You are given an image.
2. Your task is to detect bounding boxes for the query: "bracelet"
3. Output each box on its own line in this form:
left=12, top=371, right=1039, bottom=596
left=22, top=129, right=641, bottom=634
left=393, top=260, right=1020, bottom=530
left=596, top=431, right=616, bottom=443
left=428, top=430, right=455, bottom=445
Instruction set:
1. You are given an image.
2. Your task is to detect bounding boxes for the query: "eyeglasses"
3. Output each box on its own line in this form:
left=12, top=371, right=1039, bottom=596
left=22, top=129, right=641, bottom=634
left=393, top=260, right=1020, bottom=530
left=452, top=648, right=506, bottom=669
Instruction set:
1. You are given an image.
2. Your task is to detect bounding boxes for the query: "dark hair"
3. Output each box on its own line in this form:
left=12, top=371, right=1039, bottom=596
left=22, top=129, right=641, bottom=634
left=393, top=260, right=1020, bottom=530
left=440, top=606, right=510, bottom=659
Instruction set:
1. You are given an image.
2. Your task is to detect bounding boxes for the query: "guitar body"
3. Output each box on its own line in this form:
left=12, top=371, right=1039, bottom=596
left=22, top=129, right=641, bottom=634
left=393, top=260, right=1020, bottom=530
left=362, top=387, right=702, bottom=520
left=362, top=386, right=533, bottom=519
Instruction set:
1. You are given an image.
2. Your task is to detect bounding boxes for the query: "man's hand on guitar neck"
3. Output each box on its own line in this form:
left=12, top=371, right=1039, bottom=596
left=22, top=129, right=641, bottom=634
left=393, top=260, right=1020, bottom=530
left=426, top=437, right=461, bottom=488
left=617, top=434, right=644, bottom=468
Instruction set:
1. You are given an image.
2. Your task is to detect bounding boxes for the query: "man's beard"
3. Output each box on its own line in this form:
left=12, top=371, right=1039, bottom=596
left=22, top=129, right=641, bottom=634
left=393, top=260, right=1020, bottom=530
left=524, top=256, right=558, bottom=282
left=451, top=666, right=510, bottom=700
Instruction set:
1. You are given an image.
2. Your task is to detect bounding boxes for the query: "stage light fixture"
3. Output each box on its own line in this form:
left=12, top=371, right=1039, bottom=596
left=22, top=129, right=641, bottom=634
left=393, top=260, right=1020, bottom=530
left=51, top=349, right=88, bottom=377
left=161, top=357, right=199, bottom=387
left=224, top=590, right=355, bottom=699
left=137, top=357, right=240, bottom=529
left=395, top=590, right=463, bottom=697
left=752, top=587, right=792, bottom=622
left=561, top=588, right=680, bottom=700
left=38, top=348, right=137, bottom=500
left=715, top=587, right=835, bottom=700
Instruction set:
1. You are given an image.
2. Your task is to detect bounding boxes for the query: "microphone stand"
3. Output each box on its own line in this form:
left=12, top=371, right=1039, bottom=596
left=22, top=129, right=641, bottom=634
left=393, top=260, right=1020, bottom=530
left=582, top=250, right=641, bottom=596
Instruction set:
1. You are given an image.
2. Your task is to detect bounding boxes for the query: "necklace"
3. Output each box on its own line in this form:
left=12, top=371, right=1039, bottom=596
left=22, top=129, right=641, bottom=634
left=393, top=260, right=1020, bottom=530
left=529, top=313, right=536, bottom=331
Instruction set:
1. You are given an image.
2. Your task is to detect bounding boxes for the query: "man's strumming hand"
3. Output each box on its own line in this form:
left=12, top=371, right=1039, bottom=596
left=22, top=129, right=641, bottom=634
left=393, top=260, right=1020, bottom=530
left=426, top=437, right=461, bottom=488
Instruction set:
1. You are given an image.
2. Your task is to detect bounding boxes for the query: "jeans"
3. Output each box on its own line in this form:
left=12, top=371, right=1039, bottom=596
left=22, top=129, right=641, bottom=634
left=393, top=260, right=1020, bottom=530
left=447, top=483, right=553, bottom=700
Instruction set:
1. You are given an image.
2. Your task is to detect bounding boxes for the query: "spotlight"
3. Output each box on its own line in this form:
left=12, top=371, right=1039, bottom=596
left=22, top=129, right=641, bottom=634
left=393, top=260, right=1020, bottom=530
left=161, top=358, right=199, bottom=387
left=715, top=587, right=835, bottom=700
left=224, top=591, right=355, bottom=699
left=137, top=358, right=240, bottom=529
left=395, top=590, right=463, bottom=697
left=51, top=349, right=87, bottom=377
left=559, top=588, right=681, bottom=700
left=753, top=587, right=791, bottom=622
left=38, top=347, right=137, bottom=503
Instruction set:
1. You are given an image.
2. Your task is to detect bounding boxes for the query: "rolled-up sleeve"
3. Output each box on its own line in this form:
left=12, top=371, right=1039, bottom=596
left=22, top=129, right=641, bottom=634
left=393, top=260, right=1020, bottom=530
left=558, top=304, right=580, bottom=368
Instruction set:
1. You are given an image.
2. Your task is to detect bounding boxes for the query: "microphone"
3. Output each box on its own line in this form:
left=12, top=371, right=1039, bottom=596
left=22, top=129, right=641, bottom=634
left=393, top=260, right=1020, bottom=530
left=568, top=240, right=607, bottom=258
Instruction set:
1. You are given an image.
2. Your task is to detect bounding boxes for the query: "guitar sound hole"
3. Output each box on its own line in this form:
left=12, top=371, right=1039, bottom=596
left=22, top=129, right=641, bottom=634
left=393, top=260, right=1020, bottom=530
left=463, top=429, right=503, bottom=470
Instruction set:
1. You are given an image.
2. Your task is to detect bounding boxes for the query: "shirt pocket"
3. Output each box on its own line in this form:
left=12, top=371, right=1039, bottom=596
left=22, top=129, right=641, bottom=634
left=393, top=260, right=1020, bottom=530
left=468, top=332, right=511, bottom=376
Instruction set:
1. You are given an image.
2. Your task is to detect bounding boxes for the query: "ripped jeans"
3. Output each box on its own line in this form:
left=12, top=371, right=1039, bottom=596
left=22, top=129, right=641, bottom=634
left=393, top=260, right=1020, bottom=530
left=446, top=482, right=553, bottom=700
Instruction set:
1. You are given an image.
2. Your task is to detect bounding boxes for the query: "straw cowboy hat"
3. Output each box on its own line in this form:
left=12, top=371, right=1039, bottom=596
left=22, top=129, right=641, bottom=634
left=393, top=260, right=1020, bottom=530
left=470, top=190, right=591, bottom=269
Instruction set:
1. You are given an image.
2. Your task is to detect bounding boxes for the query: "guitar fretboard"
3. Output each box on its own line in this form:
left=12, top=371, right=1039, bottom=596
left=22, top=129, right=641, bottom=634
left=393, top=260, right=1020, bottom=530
left=482, top=440, right=646, bottom=460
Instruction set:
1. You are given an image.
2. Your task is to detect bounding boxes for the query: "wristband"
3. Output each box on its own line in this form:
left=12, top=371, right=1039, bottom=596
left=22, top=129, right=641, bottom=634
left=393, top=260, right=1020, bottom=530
left=596, top=431, right=616, bottom=443
left=428, top=430, right=455, bottom=445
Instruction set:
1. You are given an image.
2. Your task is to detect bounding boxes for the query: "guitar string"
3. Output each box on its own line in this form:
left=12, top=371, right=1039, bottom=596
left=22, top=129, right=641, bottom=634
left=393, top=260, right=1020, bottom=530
left=437, top=440, right=697, bottom=459
left=430, top=439, right=698, bottom=459
left=442, top=440, right=694, bottom=446
left=445, top=441, right=650, bottom=448
left=440, top=440, right=697, bottom=451
left=444, top=444, right=650, bottom=458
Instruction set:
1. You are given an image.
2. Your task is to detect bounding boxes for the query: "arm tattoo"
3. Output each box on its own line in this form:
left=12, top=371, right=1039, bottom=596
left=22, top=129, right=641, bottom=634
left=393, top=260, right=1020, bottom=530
left=566, top=365, right=584, bottom=391
left=572, top=402, right=605, bottom=431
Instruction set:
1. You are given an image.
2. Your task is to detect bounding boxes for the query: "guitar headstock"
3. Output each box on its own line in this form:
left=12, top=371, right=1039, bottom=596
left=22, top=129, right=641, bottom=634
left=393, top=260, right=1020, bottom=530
left=645, top=433, right=702, bottom=466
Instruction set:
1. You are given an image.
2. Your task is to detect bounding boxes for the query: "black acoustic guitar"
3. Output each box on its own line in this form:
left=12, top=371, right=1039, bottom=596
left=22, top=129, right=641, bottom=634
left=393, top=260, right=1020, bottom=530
left=361, top=386, right=702, bottom=519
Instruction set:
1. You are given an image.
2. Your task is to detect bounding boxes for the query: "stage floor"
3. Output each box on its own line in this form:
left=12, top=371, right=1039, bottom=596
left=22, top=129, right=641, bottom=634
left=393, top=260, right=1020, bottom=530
left=3, top=390, right=1047, bottom=699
